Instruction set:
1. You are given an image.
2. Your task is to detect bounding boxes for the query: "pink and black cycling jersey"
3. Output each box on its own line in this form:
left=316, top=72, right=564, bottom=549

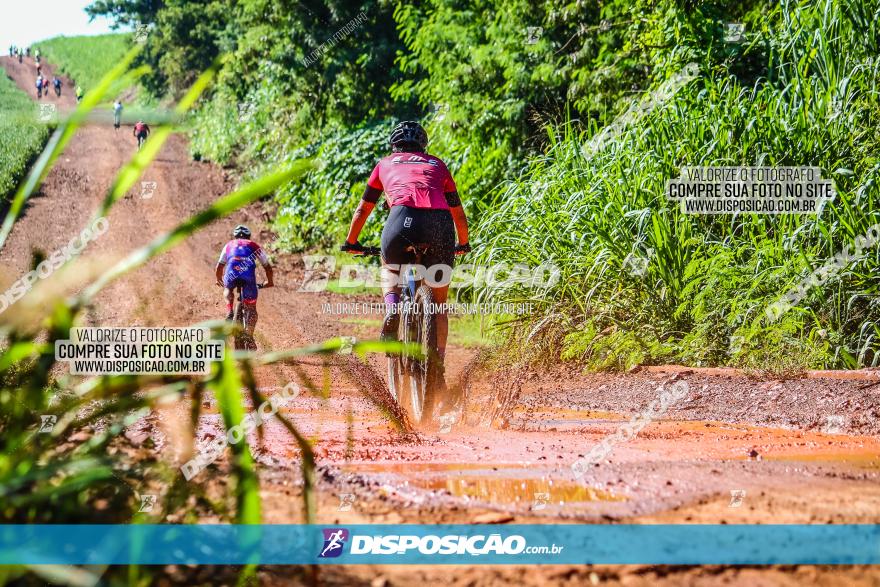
left=218, top=239, right=269, bottom=284
left=367, top=152, right=457, bottom=209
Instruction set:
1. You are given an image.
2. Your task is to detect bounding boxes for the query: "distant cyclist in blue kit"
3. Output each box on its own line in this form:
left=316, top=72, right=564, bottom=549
left=215, top=224, right=274, bottom=334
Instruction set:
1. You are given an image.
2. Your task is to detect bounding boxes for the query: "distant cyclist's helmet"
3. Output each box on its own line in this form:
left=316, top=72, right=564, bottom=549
left=232, top=225, right=251, bottom=239
left=389, top=120, right=428, bottom=151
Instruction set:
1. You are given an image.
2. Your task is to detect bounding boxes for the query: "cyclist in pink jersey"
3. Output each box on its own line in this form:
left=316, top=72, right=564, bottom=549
left=341, top=120, right=470, bottom=363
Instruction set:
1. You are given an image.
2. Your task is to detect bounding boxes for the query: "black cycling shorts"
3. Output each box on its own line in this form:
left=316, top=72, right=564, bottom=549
left=381, top=205, right=455, bottom=279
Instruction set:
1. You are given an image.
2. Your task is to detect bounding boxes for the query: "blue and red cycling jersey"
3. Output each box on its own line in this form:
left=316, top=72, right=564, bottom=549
left=217, top=239, right=270, bottom=303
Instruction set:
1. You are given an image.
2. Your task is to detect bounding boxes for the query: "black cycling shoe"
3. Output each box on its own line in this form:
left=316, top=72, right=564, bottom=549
left=225, top=311, right=234, bottom=321
left=380, top=312, right=400, bottom=342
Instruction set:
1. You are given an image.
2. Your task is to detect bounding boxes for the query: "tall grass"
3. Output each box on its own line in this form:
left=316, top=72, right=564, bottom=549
left=0, top=74, right=49, bottom=199
left=477, top=0, right=880, bottom=371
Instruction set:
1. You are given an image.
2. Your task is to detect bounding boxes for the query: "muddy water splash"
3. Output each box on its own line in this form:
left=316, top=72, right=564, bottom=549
left=335, top=353, right=412, bottom=434
left=458, top=350, right=528, bottom=428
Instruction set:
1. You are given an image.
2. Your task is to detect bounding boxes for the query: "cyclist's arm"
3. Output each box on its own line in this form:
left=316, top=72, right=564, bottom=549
left=444, top=190, right=469, bottom=245
left=263, top=265, right=274, bottom=287
left=255, top=248, right=274, bottom=287
left=344, top=185, right=381, bottom=244
left=449, top=203, right=469, bottom=245
left=441, top=166, right=469, bottom=245
left=215, top=246, right=227, bottom=286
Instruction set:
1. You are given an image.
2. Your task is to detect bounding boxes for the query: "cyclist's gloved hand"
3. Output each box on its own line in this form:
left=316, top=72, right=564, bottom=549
left=455, top=243, right=471, bottom=255
left=341, top=241, right=366, bottom=254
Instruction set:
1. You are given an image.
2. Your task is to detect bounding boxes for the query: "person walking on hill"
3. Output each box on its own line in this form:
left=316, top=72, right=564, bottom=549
left=42, top=77, right=49, bottom=97
left=53, top=76, right=61, bottom=97
left=35, top=75, right=43, bottom=99
left=113, top=100, right=123, bottom=129
left=75, top=85, right=84, bottom=103
left=17, top=48, right=22, bottom=63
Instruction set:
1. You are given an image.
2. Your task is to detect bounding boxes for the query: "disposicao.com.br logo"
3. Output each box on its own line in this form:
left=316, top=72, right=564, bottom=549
left=317, top=528, right=563, bottom=559
left=319, top=528, right=349, bottom=558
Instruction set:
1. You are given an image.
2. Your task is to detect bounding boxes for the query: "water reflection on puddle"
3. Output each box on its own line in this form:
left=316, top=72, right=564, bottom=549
left=344, top=462, right=625, bottom=506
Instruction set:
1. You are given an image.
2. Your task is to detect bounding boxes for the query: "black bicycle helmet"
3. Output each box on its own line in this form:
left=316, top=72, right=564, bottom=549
left=389, top=120, right=428, bottom=151
left=232, top=225, right=251, bottom=239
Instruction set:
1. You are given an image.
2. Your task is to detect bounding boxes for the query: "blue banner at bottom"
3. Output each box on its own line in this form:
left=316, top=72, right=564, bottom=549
left=1, top=524, right=878, bottom=565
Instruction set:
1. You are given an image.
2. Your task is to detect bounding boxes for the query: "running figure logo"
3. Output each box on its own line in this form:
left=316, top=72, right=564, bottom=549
left=319, top=528, right=349, bottom=558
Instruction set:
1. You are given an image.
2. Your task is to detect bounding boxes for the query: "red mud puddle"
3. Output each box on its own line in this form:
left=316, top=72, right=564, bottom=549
left=343, top=462, right=624, bottom=508
left=506, top=408, right=880, bottom=463
left=511, top=407, right=627, bottom=428
left=650, top=420, right=880, bottom=462
left=760, top=452, right=880, bottom=470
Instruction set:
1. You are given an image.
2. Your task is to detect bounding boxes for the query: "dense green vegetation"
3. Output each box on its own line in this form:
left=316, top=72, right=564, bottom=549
left=481, top=0, right=880, bottom=370
left=0, top=74, right=49, bottom=199
left=38, top=33, right=131, bottom=92
left=86, top=0, right=880, bottom=370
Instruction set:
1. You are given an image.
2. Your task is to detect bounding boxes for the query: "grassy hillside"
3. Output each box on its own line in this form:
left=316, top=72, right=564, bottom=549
left=37, top=33, right=130, bottom=93
left=0, top=73, right=49, bottom=198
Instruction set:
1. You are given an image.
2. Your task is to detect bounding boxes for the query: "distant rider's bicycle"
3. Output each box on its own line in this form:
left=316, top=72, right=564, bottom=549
left=231, top=283, right=264, bottom=351
left=360, top=245, right=443, bottom=424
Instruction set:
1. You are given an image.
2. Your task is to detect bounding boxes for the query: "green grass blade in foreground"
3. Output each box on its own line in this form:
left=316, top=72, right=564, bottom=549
left=209, top=353, right=260, bottom=584
left=0, top=46, right=141, bottom=251
left=210, top=352, right=261, bottom=524
left=255, top=338, right=421, bottom=364
left=0, top=341, right=51, bottom=372
left=25, top=564, right=102, bottom=587
left=76, top=160, right=314, bottom=305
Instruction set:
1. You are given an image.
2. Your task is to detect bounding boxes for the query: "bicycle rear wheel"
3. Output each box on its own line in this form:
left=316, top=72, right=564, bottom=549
left=401, top=284, right=439, bottom=424
left=232, top=292, right=257, bottom=351
left=232, top=299, right=246, bottom=350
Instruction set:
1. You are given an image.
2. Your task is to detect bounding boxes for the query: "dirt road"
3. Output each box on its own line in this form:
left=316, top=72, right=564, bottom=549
left=2, top=57, right=879, bottom=586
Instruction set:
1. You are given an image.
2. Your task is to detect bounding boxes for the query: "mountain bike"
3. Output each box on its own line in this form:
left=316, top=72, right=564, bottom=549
left=136, top=134, right=147, bottom=150
left=232, top=283, right=264, bottom=351
left=361, top=245, right=443, bottom=425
